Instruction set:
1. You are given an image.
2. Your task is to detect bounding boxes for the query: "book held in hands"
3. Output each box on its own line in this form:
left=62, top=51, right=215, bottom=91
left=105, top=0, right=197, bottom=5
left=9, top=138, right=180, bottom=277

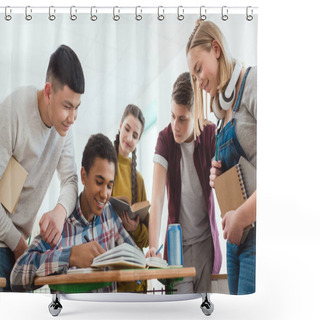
left=0, top=156, right=28, bottom=214
left=109, top=196, right=150, bottom=222
left=214, top=156, right=256, bottom=243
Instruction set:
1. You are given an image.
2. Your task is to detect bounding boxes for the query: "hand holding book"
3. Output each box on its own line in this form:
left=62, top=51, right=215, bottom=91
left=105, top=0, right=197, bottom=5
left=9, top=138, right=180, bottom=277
left=119, top=211, right=140, bottom=232
left=214, top=156, right=256, bottom=244
left=221, top=191, right=256, bottom=245
left=109, top=196, right=150, bottom=222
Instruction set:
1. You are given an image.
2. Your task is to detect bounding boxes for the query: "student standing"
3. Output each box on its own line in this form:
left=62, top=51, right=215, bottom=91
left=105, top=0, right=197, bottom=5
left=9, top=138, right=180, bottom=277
left=10, top=134, right=137, bottom=292
left=147, top=72, right=222, bottom=294
left=113, top=104, right=149, bottom=293
left=186, top=20, right=257, bottom=295
left=0, top=45, right=85, bottom=291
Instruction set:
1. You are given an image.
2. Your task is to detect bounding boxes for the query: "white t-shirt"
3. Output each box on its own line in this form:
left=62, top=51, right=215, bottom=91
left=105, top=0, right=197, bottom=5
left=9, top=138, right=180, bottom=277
left=179, top=141, right=211, bottom=245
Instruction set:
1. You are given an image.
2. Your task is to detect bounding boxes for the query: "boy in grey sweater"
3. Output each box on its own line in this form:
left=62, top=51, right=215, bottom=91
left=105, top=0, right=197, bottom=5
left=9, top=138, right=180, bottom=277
left=0, top=44, right=85, bottom=291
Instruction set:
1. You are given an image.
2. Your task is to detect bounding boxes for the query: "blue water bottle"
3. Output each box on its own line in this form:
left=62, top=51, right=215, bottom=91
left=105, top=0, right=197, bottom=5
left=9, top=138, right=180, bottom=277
left=167, top=224, right=183, bottom=266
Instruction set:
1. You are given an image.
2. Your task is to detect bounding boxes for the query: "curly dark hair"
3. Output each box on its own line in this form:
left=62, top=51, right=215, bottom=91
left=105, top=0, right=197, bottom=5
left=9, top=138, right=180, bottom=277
left=82, top=133, right=117, bottom=176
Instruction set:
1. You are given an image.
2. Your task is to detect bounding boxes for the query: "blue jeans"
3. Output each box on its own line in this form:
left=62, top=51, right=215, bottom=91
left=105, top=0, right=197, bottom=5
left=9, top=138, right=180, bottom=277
left=0, top=247, right=15, bottom=292
left=226, top=227, right=256, bottom=295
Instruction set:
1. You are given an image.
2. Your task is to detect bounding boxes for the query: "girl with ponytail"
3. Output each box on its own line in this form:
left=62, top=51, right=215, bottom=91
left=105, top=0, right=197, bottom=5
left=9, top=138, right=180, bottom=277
left=113, top=104, right=149, bottom=293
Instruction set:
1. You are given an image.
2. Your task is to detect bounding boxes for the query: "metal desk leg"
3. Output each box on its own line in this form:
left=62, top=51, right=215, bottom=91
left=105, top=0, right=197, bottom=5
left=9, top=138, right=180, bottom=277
left=200, top=293, right=214, bottom=316
left=48, top=293, right=63, bottom=317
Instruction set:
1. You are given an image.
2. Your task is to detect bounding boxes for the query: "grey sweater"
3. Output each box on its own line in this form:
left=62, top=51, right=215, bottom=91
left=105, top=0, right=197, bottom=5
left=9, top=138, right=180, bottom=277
left=0, top=86, right=78, bottom=251
left=234, top=66, right=257, bottom=168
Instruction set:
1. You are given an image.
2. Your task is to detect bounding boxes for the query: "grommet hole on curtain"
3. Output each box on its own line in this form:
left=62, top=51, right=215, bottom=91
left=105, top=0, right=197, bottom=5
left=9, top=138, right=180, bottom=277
left=70, top=6, right=77, bottom=21
left=1, top=6, right=257, bottom=22
left=25, top=6, right=32, bottom=21
left=48, top=6, right=55, bottom=21
left=135, top=6, right=142, bottom=21
left=177, top=6, right=184, bottom=21
left=157, top=6, right=164, bottom=21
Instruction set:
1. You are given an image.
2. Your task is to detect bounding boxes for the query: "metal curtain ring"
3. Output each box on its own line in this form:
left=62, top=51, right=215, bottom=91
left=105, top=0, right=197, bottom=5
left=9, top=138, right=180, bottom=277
left=25, top=6, right=32, bottom=21
left=157, top=6, right=164, bottom=21
left=5, top=6, right=12, bottom=21
left=70, top=6, right=77, bottom=21
left=221, top=6, right=228, bottom=21
left=246, top=6, right=253, bottom=21
left=91, top=6, right=97, bottom=21
left=200, top=6, right=207, bottom=21
left=135, top=6, right=142, bottom=21
left=113, top=6, right=120, bottom=21
left=177, top=6, right=184, bottom=21
left=49, top=6, right=56, bottom=21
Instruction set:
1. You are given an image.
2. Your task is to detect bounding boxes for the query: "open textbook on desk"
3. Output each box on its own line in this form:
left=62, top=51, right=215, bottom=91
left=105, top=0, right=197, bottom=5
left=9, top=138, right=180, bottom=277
left=67, top=243, right=168, bottom=273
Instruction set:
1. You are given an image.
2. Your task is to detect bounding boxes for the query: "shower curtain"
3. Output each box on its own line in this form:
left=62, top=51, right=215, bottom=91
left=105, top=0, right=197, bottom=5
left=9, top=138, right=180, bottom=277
left=0, top=4, right=257, bottom=310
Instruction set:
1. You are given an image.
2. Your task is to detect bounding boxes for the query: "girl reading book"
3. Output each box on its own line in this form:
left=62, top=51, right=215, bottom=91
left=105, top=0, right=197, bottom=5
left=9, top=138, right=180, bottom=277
left=147, top=72, right=222, bottom=294
left=186, top=19, right=257, bottom=295
left=113, top=104, right=149, bottom=293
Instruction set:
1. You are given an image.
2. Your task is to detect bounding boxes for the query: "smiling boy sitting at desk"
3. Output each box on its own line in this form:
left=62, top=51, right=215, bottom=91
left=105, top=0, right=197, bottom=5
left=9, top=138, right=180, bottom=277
left=10, top=134, right=137, bottom=292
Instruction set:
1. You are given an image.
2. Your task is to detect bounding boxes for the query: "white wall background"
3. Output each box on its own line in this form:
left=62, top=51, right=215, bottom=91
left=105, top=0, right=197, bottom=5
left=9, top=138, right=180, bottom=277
left=1, top=0, right=320, bottom=319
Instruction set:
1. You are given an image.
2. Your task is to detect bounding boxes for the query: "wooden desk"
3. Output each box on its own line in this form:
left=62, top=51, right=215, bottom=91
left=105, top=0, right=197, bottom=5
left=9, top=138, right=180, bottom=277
left=211, top=274, right=228, bottom=280
left=0, top=277, right=6, bottom=288
left=34, top=267, right=195, bottom=287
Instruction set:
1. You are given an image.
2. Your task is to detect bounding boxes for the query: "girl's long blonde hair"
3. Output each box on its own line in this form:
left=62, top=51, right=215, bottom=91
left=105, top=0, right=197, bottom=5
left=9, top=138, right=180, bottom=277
left=186, top=19, right=235, bottom=137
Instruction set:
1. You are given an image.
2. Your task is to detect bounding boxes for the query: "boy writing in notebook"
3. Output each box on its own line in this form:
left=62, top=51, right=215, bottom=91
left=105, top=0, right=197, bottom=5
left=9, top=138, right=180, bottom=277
left=0, top=45, right=85, bottom=291
left=10, top=133, right=137, bottom=292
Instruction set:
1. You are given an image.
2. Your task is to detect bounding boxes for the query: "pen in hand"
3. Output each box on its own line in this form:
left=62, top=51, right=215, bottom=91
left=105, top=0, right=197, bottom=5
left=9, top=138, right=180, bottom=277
left=84, top=235, right=90, bottom=243
left=155, top=244, right=163, bottom=256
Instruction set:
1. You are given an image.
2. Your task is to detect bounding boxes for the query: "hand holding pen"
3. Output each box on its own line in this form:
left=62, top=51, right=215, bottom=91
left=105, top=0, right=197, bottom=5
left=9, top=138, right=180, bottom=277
left=69, top=235, right=105, bottom=268
left=145, top=244, right=163, bottom=258
left=155, top=244, right=163, bottom=257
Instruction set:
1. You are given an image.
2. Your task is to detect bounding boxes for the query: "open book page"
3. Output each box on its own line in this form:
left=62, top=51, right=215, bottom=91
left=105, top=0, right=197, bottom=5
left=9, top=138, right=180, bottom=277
left=146, top=257, right=168, bottom=269
left=91, top=243, right=146, bottom=269
left=109, top=196, right=150, bottom=222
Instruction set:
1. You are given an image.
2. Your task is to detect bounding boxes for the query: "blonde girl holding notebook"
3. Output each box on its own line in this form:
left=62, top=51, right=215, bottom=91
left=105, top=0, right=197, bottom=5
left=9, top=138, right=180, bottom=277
left=113, top=104, right=149, bottom=293
left=186, top=20, right=257, bottom=295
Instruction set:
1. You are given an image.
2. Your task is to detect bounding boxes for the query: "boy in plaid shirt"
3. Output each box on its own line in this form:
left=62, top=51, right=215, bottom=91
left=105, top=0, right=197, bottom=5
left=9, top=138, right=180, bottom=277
left=10, top=133, right=136, bottom=292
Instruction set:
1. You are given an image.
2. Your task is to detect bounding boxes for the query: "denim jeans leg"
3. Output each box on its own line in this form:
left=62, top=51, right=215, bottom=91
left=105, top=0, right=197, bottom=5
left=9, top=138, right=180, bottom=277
left=238, top=229, right=256, bottom=295
left=226, top=241, right=240, bottom=295
left=0, top=247, right=15, bottom=292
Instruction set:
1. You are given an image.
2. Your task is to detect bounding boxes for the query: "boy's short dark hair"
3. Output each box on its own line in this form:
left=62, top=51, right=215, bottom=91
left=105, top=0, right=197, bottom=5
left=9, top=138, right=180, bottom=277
left=82, top=134, right=118, bottom=175
left=46, top=44, right=85, bottom=94
left=171, top=72, right=194, bottom=111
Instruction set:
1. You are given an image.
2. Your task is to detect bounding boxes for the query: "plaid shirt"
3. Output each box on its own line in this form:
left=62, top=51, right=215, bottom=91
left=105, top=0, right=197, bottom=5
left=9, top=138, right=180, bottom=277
left=10, top=195, right=136, bottom=292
